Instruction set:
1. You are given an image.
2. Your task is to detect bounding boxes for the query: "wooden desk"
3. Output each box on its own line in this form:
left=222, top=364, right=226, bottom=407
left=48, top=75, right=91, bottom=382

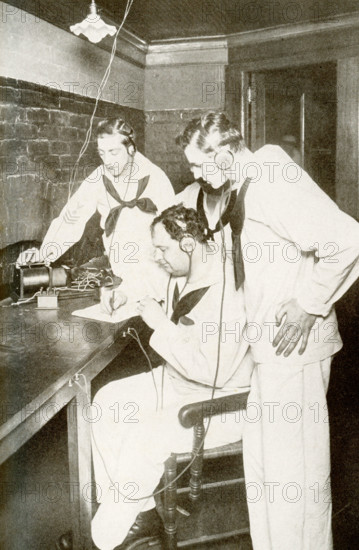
left=0, top=296, right=142, bottom=550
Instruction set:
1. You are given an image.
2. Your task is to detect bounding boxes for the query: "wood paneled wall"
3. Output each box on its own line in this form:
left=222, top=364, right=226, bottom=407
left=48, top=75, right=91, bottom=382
left=336, top=57, right=359, bottom=220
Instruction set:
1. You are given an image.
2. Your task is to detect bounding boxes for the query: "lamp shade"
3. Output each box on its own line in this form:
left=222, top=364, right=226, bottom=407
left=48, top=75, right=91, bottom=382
left=70, top=1, right=117, bottom=44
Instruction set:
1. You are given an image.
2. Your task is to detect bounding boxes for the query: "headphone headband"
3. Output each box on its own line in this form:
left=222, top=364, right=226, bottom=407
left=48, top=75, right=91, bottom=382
left=117, top=120, right=134, bottom=137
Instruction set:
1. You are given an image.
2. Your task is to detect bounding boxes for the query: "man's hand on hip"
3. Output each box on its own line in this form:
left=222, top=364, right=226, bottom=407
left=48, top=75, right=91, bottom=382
left=273, top=298, right=317, bottom=357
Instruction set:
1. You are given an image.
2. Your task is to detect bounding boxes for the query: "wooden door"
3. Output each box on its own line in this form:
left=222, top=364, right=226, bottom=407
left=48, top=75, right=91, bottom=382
left=248, top=63, right=337, bottom=199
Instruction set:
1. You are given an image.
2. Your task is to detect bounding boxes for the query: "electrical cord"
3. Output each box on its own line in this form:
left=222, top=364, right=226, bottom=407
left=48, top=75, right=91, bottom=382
left=67, top=0, right=134, bottom=201
left=12, top=289, right=43, bottom=305
left=178, top=250, right=193, bottom=300
left=40, top=1, right=135, bottom=260
left=72, top=188, right=232, bottom=504
left=125, top=327, right=159, bottom=412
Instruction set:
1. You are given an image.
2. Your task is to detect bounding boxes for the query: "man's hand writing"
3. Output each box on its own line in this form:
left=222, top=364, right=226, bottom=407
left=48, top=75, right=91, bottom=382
left=136, top=296, right=167, bottom=329
left=273, top=298, right=317, bottom=357
left=100, top=287, right=127, bottom=316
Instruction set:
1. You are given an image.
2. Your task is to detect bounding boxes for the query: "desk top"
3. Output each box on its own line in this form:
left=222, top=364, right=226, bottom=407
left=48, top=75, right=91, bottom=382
left=0, top=296, right=140, bottom=455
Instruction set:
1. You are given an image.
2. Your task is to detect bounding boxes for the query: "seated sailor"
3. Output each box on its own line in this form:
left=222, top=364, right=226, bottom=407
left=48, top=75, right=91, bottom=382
left=91, top=204, right=253, bottom=550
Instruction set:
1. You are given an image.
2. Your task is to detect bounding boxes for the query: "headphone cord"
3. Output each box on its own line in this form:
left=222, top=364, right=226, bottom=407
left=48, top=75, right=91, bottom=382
left=178, top=249, right=193, bottom=300
left=210, top=181, right=231, bottom=398
left=125, top=327, right=159, bottom=412
left=75, top=193, right=230, bottom=503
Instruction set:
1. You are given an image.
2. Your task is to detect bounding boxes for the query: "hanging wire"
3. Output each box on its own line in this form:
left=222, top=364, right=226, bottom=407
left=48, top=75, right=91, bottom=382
left=67, top=0, right=134, bottom=200
left=73, top=185, right=234, bottom=503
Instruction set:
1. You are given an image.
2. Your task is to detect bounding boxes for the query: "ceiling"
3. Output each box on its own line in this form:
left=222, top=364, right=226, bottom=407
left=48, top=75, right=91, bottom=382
left=100, top=0, right=359, bottom=41
left=6, top=0, right=359, bottom=43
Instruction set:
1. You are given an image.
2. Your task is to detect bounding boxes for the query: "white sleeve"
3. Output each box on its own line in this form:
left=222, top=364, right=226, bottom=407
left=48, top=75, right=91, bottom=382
left=252, top=177, right=359, bottom=317
left=174, top=189, right=186, bottom=204
left=175, top=184, right=197, bottom=207
left=40, top=173, right=99, bottom=262
left=296, top=205, right=359, bottom=316
left=151, top=168, right=176, bottom=213
left=149, top=286, right=248, bottom=387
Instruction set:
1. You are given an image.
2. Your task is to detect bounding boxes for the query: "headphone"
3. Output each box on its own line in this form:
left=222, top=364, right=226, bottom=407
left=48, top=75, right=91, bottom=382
left=214, top=149, right=234, bottom=170
left=117, top=120, right=137, bottom=156
left=179, top=232, right=196, bottom=254
left=126, top=140, right=136, bottom=156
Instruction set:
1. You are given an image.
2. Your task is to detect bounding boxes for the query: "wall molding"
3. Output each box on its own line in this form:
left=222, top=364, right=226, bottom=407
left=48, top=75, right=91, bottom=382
left=145, top=10, right=359, bottom=66
left=5, top=0, right=359, bottom=70
left=146, top=39, right=228, bottom=67
left=226, top=11, right=359, bottom=47
left=112, top=29, right=147, bottom=67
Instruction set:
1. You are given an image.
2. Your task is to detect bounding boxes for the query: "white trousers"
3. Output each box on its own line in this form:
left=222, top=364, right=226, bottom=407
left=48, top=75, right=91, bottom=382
left=243, top=357, right=332, bottom=550
left=91, top=368, right=248, bottom=550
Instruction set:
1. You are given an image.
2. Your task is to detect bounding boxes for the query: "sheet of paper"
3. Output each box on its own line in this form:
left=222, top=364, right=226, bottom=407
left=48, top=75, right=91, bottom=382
left=72, top=302, right=139, bottom=323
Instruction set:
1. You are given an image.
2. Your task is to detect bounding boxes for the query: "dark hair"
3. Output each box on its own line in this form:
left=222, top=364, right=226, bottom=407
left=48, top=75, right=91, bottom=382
left=95, top=117, right=136, bottom=149
left=151, top=204, right=208, bottom=244
left=175, top=111, right=245, bottom=154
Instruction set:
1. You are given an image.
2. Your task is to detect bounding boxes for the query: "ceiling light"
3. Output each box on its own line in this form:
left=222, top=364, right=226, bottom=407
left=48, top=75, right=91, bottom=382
left=70, top=0, right=117, bottom=44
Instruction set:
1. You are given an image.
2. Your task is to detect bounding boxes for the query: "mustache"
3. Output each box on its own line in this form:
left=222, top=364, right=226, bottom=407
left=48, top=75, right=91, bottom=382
left=196, top=178, right=231, bottom=196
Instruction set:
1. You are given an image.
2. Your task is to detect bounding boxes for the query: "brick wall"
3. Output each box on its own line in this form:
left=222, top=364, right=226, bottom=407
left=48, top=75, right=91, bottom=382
left=0, top=75, right=145, bottom=255
left=143, top=61, right=226, bottom=193
left=1, top=1, right=144, bottom=108
left=144, top=109, right=210, bottom=194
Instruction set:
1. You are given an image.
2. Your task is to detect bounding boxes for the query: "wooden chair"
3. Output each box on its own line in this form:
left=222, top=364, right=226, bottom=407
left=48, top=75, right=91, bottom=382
left=159, top=391, right=251, bottom=549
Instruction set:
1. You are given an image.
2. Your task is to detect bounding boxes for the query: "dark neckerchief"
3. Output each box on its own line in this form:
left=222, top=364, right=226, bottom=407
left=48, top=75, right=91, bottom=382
left=196, top=187, right=237, bottom=241
left=196, top=178, right=251, bottom=289
left=196, top=177, right=231, bottom=196
left=171, top=285, right=210, bottom=325
left=103, top=174, right=157, bottom=237
left=172, top=281, right=180, bottom=312
left=146, top=283, right=211, bottom=368
left=230, top=178, right=251, bottom=290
